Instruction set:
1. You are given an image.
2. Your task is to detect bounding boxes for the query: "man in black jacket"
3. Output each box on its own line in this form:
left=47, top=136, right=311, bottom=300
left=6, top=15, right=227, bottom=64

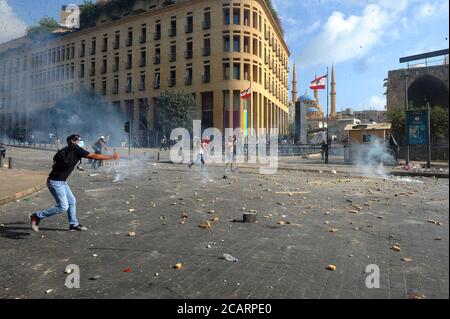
left=30, top=134, right=120, bottom=232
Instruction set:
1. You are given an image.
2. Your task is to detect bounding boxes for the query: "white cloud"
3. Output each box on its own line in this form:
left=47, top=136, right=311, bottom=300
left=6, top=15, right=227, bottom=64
left=297, top=0, right=409, bottom=67
left=359, top=95, right=386, bottom=111
left=0, top=0, right=27, bottom=44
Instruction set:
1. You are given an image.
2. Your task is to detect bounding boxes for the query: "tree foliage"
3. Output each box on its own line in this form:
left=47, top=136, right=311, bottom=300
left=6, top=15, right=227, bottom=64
left=27, top=17, right=60, bottom=40
left=388, top=106, right=449, bottom=145
left=155, top=91, right=198, bottom=135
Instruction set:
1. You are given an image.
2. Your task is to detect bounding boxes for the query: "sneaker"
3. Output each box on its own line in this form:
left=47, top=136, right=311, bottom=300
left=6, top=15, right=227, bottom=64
left=30, top=214, right=41, bottom=232
left=69, top=224, right=88, bottom=231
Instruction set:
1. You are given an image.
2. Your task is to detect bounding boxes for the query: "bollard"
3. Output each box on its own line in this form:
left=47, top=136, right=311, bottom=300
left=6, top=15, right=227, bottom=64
left=157, top=152, right=160, bottom=161
left=8, top=157, right=13, bottom=169
left=0, top=156, right=3, bottom=169
left=243, top=212, right=257, bottom=223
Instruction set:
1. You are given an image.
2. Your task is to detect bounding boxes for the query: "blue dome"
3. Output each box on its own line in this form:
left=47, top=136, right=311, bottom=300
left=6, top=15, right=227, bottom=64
left=298, top=93, right=314, bottom=102
left=307, top=107, right=318, bottom=113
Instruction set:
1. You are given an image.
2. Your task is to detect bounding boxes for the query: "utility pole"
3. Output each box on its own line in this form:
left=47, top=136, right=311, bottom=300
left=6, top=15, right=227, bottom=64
left=404, top=69, right=410, bottom=165
left=325, top=66, right=329, bottom=165
left=427, top=100, right=431, bottom=169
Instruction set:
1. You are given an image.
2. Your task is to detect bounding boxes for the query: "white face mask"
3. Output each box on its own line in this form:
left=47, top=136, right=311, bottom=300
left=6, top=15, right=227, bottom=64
left=77, top=141, right=85, bottom=148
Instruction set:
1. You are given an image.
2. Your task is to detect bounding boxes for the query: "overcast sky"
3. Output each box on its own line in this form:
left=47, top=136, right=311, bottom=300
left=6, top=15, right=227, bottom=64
left=1, top=0, right=449, bottom=111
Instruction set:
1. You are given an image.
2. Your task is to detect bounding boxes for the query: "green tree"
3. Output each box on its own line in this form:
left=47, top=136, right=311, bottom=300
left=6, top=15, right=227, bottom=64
left=27, top=17, right=60, bottom=40
left=155, top=91, right=198, bottom=135
left=387, top=108, right=406, bottom=144
left=430, top=106, right=449, bottom=142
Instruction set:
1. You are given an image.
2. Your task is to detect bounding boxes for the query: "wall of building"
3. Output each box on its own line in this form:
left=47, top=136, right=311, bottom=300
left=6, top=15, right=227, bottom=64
left=0, top=0, right=290, bottom=142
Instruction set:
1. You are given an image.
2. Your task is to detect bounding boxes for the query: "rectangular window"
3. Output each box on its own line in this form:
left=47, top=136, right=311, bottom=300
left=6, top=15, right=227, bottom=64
left=203, top=65, right=210, bottom=83
left=233, top=8, right=240, bottom=25
left=224, top=9, right=230, bottom=25
left=185, top=68, right=193, bottom=85
left=233, top=63, right=240, bottom=80
left=244, top=36, right=250, bottom=53
left=126, top=76, right=132, bottom=93
left=244, top=9, right=250, bottom=26
left=127, top=53, right=132, bottom=69
left=203, top=38, right=211, bottom=56
left=170, top=45, right=176, bottom=62
left=233, top=35, right=240, bottom=52
left=186, top=16, right=193, bottom=33
left=169, top=70, right=176, bottom=87
left=223, top=63, right=230, bottom=80
left=140, top=27, right=147, bottom=43
left=185, top=42, right=193, bottom=59
left=203, top=11, right=211, bottom=29
left=140, top=51, right=146, bottom=67
left=127, top=31, right=133, bottom=46
left=113, top=78, right=119, bottom=94
left=139, top=74, right=146, bottom=91
left=154, top=72, right=160, bottom=89
left=154, top=23, right=161, bottom=40
left=223, top=35, right=230, bottom=52
left=154, top=48, right=161, bottom=64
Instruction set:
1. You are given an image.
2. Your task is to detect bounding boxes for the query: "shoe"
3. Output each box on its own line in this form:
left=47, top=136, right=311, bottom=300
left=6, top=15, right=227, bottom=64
left=30, top=214, right=41, bottom=232
left=69, top=224, right=88, bottom=231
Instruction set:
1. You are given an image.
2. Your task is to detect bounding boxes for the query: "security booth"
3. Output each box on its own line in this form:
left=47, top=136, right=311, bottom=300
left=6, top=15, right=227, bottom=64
left=344, top=123, right=394, bottom=165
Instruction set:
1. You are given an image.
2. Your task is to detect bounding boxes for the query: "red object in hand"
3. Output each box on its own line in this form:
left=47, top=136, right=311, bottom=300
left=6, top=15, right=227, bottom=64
left=122, top=267, right=132, bottom=273
left=112, top=153, right=120, bottom=160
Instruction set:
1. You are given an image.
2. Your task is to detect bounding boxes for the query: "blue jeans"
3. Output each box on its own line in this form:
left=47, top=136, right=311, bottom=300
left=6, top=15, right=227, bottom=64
left=36, top=180, right=79, bottom=226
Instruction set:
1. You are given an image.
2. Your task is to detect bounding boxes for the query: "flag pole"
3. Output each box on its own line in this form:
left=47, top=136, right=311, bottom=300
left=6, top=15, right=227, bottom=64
left=250, top=76, right=253, bottom=136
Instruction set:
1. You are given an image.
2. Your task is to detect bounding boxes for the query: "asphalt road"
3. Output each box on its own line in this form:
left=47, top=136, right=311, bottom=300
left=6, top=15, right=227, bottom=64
left=0, top=148, right=448, bottom=299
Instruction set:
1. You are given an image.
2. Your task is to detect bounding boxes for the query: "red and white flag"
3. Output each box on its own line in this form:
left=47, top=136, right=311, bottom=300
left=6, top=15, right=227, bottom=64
left=240, top=87, right=252, bottom=99
left=309, top=74, right=327, bottom=90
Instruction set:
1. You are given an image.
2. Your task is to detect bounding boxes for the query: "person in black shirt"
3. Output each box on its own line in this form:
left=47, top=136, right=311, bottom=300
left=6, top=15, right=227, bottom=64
left=30, top=134, right=120, bottom=232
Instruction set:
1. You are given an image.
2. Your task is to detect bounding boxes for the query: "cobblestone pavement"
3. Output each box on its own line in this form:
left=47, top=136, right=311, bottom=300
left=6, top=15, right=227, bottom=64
left=0, top=149, right=448, bottom=299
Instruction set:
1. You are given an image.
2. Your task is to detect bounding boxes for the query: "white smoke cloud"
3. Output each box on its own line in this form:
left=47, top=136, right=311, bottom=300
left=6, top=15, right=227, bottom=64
left=0, top=0, right=27, bottom=44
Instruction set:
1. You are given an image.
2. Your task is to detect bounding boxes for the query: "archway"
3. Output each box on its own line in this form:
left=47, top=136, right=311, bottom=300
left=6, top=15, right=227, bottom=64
left=408, top=75, right=449, bottom=109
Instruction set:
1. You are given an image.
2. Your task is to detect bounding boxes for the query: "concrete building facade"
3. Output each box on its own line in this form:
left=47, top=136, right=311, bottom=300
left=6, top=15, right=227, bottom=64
left=0, top=0, right=290, bottom=144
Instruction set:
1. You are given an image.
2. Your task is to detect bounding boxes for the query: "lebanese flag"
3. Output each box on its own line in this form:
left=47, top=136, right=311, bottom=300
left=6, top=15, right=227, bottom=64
left=309, top=74, right=327, bottom=90
left=240, top=87, right=252, bottom=99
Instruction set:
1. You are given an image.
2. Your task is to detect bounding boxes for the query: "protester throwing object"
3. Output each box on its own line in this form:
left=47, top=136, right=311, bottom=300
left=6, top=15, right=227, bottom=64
left=30, top=134, right=120, bottom=232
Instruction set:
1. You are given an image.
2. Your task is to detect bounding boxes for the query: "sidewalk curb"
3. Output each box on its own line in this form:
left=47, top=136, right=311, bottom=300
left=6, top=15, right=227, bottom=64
left=0, top=183, right=46, bottom=206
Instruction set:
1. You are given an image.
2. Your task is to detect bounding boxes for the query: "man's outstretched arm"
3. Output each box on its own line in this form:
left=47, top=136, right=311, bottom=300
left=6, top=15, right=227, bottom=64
left=85, top=153, right=120, bottom=160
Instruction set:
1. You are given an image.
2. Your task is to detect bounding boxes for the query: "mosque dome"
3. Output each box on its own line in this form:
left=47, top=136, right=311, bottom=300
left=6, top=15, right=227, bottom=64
left=298, top=93, right=314, bottom=102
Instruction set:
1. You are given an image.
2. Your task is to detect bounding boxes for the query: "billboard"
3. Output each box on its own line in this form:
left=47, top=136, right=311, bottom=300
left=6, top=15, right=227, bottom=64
left=407, top=110, right=429, bottom=145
